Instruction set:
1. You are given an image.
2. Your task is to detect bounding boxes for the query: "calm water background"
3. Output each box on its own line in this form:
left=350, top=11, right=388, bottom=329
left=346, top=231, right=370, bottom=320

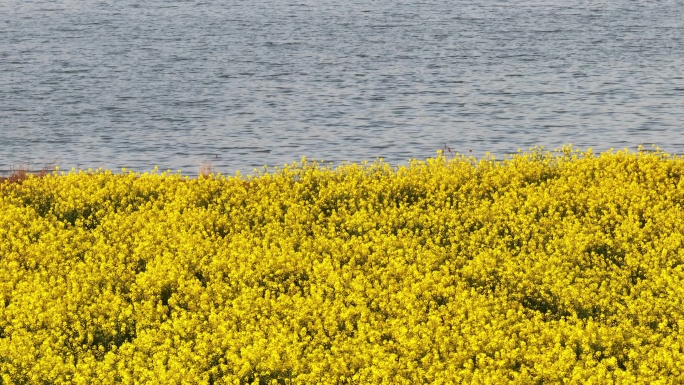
left=2, top=0, right=683, bottom=176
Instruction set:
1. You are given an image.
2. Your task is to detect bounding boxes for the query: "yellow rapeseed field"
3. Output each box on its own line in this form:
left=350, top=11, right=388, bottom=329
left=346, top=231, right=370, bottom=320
left=2, top=146, right=684, bottom=384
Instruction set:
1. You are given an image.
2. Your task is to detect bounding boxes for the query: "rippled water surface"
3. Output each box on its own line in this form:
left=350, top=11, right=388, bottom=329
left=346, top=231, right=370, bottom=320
left=2, top=0, right=683, bottom=175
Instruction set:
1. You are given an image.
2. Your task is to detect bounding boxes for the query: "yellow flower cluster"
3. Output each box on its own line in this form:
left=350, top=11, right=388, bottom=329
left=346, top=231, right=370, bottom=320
left=2, top=146, right=684, bottom=384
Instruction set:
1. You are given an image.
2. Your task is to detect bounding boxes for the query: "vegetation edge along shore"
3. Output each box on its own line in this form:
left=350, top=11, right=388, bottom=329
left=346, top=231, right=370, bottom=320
left=1, top=147, right=684, bottom=384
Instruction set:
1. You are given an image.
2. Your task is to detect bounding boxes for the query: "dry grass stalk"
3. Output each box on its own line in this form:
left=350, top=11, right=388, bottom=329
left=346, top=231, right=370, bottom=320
left=0, top=164, right=51, bottom=184
left=198, top=162, right=214, bottom=178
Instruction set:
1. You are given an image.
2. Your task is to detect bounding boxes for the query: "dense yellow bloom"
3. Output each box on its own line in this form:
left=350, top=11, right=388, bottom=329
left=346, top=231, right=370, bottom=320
left=1, top=146, right=684, bottom=383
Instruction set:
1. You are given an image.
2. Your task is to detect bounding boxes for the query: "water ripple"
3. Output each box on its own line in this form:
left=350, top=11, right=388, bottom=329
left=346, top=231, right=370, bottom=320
left=1, top=0, right=683, bottom=176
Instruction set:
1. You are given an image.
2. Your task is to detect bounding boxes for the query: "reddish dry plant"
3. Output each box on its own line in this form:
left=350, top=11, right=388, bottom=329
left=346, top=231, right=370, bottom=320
left=0, top=166, right=50, bottom=184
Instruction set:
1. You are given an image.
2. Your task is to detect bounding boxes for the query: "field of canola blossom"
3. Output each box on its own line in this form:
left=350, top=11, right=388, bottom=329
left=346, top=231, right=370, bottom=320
left=1, top=147, right=684, bottom=384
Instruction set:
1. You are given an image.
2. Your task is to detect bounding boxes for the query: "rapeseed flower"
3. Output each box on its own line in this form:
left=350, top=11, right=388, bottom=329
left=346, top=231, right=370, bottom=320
left=1, top=147, right=683, bottom=383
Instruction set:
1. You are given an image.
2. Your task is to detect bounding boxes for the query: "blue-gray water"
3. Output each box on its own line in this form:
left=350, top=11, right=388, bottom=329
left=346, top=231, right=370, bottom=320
left=2, top=0, right=683, bottom=176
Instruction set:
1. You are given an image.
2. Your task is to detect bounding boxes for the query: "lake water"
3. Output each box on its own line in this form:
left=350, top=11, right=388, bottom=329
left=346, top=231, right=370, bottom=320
left=2, top=0, right=683, bottom=176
